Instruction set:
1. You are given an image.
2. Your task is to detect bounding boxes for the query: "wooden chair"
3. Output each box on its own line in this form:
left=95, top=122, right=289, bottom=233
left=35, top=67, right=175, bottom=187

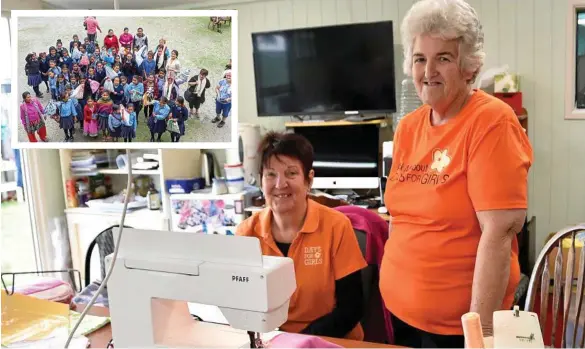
left=208, top=17, right=219, bottom=31
left=525, top=224, right=585, bottom=347
left=220, top=16, right=232, bottom=27
left=208, top=17, right=231, bottom=32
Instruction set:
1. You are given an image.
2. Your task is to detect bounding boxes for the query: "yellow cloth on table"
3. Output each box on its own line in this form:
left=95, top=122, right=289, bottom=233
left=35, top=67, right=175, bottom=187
left=1, top=292, right=69, bottom=346
left=68, top=308, right=110, bottom=335
left=1, top=292, right=110, bottom=346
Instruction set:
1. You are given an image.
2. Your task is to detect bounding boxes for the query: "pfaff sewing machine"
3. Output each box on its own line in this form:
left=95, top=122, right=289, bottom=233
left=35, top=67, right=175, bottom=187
left=105, top=228, right=296, bottom=348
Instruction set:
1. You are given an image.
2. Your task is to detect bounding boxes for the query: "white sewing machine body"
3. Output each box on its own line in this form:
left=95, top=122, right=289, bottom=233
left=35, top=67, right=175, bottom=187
left=105, top=228, right=296, bottom=348
left=493, top=306, right=545, bottom=348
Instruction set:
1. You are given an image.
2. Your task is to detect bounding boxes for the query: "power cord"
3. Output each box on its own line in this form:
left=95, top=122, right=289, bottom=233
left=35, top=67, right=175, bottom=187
left=64, top=149, right=133, bottom=348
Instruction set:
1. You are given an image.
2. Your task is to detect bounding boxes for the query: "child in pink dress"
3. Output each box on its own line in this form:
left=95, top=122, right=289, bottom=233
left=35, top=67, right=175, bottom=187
left=83, top=97, right=98, bottom=137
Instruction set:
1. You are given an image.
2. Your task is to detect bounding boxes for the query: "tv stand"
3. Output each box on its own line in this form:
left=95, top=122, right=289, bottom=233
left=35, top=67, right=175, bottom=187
left=291, top=115, right=314, bottom=122
left=343, top=114, right=386, bottom=122
left=285, top=118, right=387, bottom=128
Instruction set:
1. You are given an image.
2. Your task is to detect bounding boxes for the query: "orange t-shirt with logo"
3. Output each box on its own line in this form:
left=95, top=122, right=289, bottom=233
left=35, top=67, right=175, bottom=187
left=380, top=89, right=533, bottom=335
left=236, top=199, right=368, bottom=340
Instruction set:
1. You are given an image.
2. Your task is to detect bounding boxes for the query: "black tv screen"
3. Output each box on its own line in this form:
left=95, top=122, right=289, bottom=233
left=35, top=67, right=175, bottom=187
left=252, top=21, right=396, bottom=116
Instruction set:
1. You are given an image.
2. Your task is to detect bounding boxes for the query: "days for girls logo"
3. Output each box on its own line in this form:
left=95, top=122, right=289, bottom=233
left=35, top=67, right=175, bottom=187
left=389, top=148, right=452, bottom=185
left=303, top=246, right=323, bottom=266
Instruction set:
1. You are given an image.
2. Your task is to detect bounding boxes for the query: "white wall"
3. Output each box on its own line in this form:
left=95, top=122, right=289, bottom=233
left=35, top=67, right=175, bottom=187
left=187, top=0, right=585, bottom=264
left=3, top=0, right=584, bottom=265
left=1, top=0, right=44, bottom=10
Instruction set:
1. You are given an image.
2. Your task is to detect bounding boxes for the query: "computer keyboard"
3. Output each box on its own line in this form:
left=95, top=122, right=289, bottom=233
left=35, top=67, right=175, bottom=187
left=352, top=200, right=380, bottom=209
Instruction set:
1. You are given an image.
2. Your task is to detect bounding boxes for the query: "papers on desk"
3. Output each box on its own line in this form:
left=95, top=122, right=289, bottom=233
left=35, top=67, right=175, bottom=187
left=1, top=292, right=109, bottom=347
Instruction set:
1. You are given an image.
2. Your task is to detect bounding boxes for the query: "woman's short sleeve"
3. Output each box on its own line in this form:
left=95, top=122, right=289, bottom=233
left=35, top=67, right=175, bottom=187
left=467, top=119, right=533, bottom=211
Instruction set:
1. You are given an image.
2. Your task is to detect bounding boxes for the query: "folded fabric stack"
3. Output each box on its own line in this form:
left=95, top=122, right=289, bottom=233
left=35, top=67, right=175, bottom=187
left=11, top=276, right=75, bottom=304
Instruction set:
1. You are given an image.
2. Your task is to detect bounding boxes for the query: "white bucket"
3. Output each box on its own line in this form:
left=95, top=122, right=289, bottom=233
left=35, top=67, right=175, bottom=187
left=226, top=177, right=245, bottom=194
left=224, top=163, right=244, bottom=180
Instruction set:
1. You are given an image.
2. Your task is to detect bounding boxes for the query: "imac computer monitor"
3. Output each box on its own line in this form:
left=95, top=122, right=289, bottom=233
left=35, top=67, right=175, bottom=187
left=294, top=124, right=381, bottom=190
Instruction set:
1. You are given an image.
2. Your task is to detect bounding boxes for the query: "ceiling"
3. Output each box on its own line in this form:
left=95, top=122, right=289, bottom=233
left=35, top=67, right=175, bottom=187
left=40, top=0, right=200, bottom=9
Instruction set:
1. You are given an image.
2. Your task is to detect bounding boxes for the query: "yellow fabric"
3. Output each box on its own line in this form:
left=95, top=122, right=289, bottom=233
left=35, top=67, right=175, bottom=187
left=1, top=292, right=111, bottom=346
left=561, top=233, right=585, bottom=248
left=1, top=292, right=69, bottom=346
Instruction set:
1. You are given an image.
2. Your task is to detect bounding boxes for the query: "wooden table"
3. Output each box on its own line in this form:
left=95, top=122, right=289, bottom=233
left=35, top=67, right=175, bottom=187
left=369, top=208, right=391, bottom=221
left=78, top=304, right=399, bottom=348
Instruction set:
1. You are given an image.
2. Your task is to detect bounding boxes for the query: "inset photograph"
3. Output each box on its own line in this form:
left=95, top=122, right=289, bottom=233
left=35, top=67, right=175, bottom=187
left=12, top=10, right=235, bottom=147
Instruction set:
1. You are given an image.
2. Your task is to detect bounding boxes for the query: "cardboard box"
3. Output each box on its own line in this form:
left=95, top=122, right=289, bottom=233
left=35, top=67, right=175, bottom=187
left=546, top=231, right=585, bottom=281
left=494, top=92, right=523, bottom=114
left=494, top=73, right=520, bottom=93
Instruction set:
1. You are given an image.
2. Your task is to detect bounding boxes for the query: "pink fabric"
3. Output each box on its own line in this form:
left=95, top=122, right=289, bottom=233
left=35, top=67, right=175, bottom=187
left=334, top=205, right=393, bottom=344
left=20, top=99, right=44, bottom=125
left=334, top=206, right=389, bottom=266
left=268, top=333, right=342, bottom=348
left=14, top=277, right=74, bottom=304
left=84, top=119, right=98, bottom=136
left=89, top=79, right=100, bottom=93
left=85, top=17, right=99, bottom=34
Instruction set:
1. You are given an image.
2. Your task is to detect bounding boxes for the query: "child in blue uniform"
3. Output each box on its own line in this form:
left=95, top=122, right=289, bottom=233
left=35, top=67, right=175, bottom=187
left=121, top=103, right=137, bottom=142
left=170, top=96, right=188, bottom=142
left=108, top=104, right=123, bottom=142
left=58, top=93, right=78, bottom=142
left=147, top=96, right=171, bottom=142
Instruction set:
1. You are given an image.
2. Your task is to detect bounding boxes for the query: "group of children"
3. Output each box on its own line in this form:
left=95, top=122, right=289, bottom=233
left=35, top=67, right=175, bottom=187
left=22, top=24, right=232, bottom=142
left=83, top=95, right=137, bottom=142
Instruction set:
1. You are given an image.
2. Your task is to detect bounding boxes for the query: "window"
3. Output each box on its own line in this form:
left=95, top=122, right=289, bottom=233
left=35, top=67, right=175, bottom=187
left=576, top=10, right=585, bottom=109
left=1, top=14, right=41, bottom=276
left=566, top=1, right=585, bottom=119
left=0, top=16, right=10, bottom=82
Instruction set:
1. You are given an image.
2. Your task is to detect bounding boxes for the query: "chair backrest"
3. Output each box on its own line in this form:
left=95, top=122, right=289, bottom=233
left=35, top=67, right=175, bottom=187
left=525, top=224, right=585, bottom=348
left=353, top=228, right=388, bottom=343
left=354, top=228, right=373, bottom=307
left=84, top=225, right=132, bottom=287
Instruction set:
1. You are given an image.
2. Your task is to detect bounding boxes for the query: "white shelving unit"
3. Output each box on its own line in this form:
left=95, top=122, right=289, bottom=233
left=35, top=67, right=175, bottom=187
left=58, top=148, right=202, bottom=282
left=97, top=168, right=160, bottom=175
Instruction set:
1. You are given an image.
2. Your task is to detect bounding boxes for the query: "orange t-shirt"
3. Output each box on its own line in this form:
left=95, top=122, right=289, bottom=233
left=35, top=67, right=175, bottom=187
left=236, top=199, right=368, bottom=340
left=380, top=89, right=533, bottom=335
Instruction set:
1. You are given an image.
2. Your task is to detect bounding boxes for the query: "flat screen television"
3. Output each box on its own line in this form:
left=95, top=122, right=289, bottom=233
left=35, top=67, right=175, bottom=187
left=251, top=21, right=396, bottom=117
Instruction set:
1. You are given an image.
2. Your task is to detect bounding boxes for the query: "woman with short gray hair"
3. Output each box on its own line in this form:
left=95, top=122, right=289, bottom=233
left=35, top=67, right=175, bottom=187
left=379, top=0, right=533, bottom=347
